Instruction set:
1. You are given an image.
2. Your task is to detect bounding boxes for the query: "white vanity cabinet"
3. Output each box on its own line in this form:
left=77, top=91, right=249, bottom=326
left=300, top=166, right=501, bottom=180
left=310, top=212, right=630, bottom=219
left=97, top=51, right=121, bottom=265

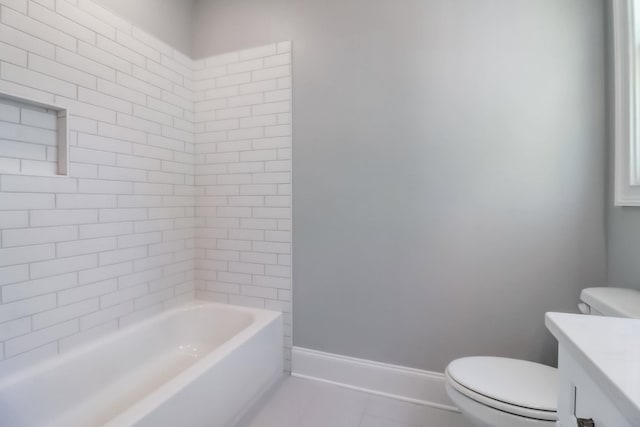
left=546, top=313, right=640, bottom=427
left=556, top=347, right=631, bottom=427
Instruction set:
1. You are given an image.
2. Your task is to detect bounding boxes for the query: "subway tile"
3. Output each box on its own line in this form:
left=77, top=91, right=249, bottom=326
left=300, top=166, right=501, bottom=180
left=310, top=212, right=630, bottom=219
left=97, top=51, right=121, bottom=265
left=204, top=51, right=238, bottom=67
left=79, top=222, right=133, bottom=239
left=0, top=317, right=30, bottom=341
left=56, top=237, right=117, bottom=257
left=0, top=62, right=76, bottom=98
left=62, top=156, right=87, bottom=176
left=0, top=175, right=78, bottom=193
left=98, top=122, right=146, bottom=145
left=32, top=298, right=98, bottom=330
left=264, top=53, right=291, bottom=68
left=5, top=319, right=78, bottom=358
left=228, top=58, right=263, bottom=74
left=20, top=106, right=56, bottom=130
left=57, top=194, right=117, bottom=209
left=277, top=41, right=291, bottom=53
left=131, top=27, right=172, bottom=57
left=193, top=65, right=227, bottom=81
left=78, top=261, right=132, bottom=285
left=116, top=112, right=162, bottom=134
left=116, top=30, right=160, bottom=62
left=0, top=244, right=55, bottom=267
left=0, top=264, right=29, bottom=286
left=78, top=87, right=132, bottom=115
left=0, top=40, right=27, bottom=66
left=78, top=41, right=131, bottom=74
left=135, top=288, right=173, bottom=310
left=118, top=269, right=162, bottom=289
left=2, top=225, right=77, bottom=248
left=116, top=71, right=161, bottom=98
left=99, top=246, right=147, bottom=266
left=55, top=0, right=115, bottom=39
left=56, top=47, right=116, bottom=81
left=0, top=22, right=55, bottom=59
left=147, top=59, right=183, bottom=85
left=0, top=78, right=54, bottom=105
left=98, top=165, right=147, bottom=182
left=0, top=157, right=20, bottom=174
left=0, top=139, right=45, bottom=161
left=217, top=72, right=251, bottom=88
left=132, top=65, right=171, bottom=91
left=58, top=279, right=117, bottom=306
left=77, top=0, right=131, bottom=34
left=0, top=0, right=27, bottom=14
left=0, top=294, right=56, bottom=324
left=30, top=254, right=97, bottom=279
left=265, top=89, right=291, bottom=103
left=30, top=209, right=97, bottom=226
left=78, top=179, right=132, bottom=195
left=20, top=159, right=57, bottom=175
left=1, top=5, right=76, bottom=51
left=133, top=104, right=172, bottom=126
left=28, top=1, right=95, bottom=44
left=71, top=146, right=116, bottom=166
left=253, top=275, right=291, bottom=289
left=0, top=120, right=56, bottom=145
left=28, top=52, right=96, bottom=89
left=252, top=101, right=290, bottom=115
left=0, top=100, right=20, bottom=122
left=252, top=65, right=290, bottom=82
left=99, top=208, right=147, bottom=223
left=55, top=97, right=117, bottom=123
left=239, top=44, right=277, bottom=61
left=253, top=241, right=291, bottom=254
left=100, top=283, right=147, bottom=308
left=160, top=53, right=192, bottom=77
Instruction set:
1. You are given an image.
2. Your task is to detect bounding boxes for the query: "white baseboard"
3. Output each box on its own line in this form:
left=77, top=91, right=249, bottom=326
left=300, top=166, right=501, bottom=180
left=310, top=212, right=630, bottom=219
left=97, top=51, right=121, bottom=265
left=291, top=347, right=459, bottom=413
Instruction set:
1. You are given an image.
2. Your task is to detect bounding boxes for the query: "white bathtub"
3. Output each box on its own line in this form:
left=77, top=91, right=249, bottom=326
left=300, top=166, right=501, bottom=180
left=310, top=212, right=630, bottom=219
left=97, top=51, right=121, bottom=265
left=0, top=301, right=283, bottom=427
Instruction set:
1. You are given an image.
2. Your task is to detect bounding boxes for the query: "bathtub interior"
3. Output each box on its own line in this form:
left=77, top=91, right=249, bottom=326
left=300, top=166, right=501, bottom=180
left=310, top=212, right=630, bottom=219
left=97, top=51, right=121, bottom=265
left=0, top=303, right=260, bottom=427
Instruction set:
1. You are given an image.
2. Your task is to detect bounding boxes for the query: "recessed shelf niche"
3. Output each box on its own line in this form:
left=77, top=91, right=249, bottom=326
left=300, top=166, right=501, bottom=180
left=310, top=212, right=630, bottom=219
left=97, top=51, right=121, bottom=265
left=0, top=93, right=69, bottom=177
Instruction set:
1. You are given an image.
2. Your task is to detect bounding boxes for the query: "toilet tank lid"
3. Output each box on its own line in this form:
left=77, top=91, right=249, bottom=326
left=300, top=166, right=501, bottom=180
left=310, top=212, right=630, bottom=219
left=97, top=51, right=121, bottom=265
left=580, top=287, right=640, bottom=319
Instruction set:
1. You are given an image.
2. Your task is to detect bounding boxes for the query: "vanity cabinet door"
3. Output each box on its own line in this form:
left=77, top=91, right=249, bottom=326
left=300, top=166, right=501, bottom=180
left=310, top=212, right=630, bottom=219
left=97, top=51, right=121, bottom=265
left=557, top=348, right=632, bottom=427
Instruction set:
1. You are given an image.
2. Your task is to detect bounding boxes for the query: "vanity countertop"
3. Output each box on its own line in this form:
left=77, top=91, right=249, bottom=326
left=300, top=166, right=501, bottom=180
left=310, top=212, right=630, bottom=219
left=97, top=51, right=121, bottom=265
left=545, top=312, right=640, bottom=426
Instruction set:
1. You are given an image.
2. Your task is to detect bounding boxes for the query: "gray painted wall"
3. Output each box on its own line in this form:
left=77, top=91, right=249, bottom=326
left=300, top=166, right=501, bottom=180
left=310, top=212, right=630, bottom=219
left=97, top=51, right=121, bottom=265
left=93, top=0, right=194, bottom=55
left=193, top=0, right=608, bottom=372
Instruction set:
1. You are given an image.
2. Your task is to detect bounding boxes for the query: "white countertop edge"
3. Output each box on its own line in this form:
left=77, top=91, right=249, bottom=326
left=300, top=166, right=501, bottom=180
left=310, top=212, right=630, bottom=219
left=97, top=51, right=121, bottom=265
left=545, top=312, right=640, bottom=426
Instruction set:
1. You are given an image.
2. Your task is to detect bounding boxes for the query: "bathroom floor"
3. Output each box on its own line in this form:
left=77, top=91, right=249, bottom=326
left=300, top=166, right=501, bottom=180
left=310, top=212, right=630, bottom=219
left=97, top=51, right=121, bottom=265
left=239, top=377, right=472, bottom=427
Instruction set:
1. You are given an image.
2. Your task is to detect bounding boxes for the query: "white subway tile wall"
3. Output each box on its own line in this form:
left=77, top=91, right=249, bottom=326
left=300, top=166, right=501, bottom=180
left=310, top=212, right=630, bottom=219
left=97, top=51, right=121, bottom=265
left=0, top=0, right=293, bottom=374
left=192, top=42, right=292, bottom=369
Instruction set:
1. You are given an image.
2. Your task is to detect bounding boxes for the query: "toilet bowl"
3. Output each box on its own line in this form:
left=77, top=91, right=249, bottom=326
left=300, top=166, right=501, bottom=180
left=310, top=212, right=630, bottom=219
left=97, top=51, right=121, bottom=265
left=445, top=287, right=640, bottom=427
left=446, top=357, right=556, bottom=427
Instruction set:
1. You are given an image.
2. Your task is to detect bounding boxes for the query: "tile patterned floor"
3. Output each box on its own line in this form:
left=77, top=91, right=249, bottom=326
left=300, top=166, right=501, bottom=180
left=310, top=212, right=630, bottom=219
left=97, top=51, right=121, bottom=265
left=239, top=377, right=472, bottom=427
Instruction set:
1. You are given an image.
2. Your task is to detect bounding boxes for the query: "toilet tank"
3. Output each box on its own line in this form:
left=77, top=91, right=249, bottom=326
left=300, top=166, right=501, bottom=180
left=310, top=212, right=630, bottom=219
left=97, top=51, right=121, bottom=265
left=579, top=287, right=640, bottom=318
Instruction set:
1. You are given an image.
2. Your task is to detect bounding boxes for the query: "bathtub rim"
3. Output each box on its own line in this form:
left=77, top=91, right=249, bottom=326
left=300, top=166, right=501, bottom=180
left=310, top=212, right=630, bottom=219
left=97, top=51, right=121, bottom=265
left=0, top=300, right=282, bottom=425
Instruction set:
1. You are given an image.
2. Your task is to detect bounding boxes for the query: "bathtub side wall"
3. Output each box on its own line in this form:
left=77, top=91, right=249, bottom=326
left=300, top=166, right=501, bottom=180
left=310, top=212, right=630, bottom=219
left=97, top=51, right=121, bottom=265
left=0, top=0, right=197, bottom=375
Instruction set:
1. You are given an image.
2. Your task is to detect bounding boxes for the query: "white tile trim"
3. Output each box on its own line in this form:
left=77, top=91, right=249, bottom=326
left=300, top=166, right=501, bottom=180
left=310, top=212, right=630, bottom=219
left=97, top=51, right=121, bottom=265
left=291, top=346, right=459, bottom=413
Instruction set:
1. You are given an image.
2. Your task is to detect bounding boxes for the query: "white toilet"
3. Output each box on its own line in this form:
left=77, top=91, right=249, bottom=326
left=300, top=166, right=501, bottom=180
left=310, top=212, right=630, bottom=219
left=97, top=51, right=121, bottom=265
left=445, top=287, right=640, bottom=427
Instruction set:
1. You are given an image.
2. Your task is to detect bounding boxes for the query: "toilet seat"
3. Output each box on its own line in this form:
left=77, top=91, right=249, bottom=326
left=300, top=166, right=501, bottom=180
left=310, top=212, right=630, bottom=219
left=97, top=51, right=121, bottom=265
left=445, top=357, right=557, bottom=422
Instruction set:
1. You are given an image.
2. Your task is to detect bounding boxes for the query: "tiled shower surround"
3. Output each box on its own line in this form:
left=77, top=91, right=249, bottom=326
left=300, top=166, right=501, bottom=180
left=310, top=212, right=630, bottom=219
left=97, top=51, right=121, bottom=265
left=0, top=0, right=292, bottom=373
